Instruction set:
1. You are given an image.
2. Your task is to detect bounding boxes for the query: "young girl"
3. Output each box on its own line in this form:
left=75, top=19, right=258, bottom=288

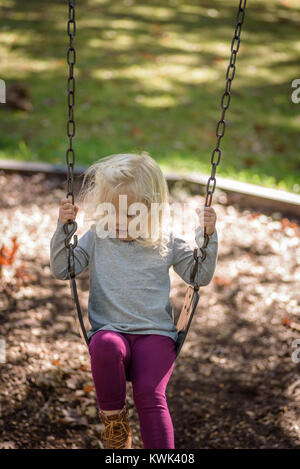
left=50, top=152, right=218, bottom=449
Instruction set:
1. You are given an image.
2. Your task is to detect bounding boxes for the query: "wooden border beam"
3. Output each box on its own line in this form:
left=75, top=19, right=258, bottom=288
left=0, top=159, right=299, bottom=219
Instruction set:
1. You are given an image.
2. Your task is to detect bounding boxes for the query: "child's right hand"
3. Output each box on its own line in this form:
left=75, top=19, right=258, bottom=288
left=59, top=198, right=79, bottom=224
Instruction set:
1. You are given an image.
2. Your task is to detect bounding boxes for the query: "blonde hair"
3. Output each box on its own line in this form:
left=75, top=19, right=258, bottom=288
left=77, top=151, right=171, bottom=256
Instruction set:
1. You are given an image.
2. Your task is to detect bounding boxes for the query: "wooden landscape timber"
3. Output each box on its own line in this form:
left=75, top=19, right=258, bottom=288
left=0, top=158, right=299, bottom=220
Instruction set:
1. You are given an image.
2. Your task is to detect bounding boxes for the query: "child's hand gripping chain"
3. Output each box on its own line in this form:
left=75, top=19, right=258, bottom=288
left=196, top=206, right=217, bottom=236
left=59, top=198, right=79, bottom=224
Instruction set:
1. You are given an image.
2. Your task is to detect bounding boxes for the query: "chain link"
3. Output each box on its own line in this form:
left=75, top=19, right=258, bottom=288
left=64, top=0, right=78, bottom=277
left=198, top=0, right=247, bottom=265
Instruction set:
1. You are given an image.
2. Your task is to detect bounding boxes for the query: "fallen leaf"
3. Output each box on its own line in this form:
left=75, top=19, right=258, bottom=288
left=83, top=385, right=94, bottom=393
left=213, top=276, right=233, bottom=287
left=283, top=317, right=300, bottom=331
left=52, top=360, right=62, bottom=367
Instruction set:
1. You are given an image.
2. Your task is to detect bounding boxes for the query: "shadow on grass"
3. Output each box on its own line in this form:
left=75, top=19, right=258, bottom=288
left=0, top=0, right=300, bottom=191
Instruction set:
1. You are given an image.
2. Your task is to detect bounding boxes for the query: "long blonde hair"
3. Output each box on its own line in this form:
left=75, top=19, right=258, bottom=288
left=77, top=151, right=171, bottom=256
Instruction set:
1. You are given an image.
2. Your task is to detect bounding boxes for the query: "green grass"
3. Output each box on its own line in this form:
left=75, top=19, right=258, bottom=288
left=0, top=0, right=300, bottom=193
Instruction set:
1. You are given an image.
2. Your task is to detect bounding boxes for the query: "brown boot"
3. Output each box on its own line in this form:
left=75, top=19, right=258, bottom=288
left=99, top=404, right=133, bottom=449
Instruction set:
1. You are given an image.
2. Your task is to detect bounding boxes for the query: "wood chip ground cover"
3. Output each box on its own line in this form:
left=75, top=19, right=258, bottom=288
left=0, top=172, right=299, bottom=449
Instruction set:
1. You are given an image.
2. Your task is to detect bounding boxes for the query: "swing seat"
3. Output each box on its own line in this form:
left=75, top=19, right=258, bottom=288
left=175, top=285, right=199, bottom=358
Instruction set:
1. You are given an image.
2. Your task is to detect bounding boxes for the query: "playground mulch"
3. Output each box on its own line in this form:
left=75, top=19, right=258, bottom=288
left=0, top=171, right=299, bottom=449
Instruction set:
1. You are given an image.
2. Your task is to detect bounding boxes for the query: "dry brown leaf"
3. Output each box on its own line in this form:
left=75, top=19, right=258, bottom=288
left=83, top=385, right=94, bottom=393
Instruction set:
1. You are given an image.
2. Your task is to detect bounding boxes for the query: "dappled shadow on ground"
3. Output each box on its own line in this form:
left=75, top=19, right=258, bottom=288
left=0, top=171, right=299, bottom=448
left=171, top=299, right=300, bottom=448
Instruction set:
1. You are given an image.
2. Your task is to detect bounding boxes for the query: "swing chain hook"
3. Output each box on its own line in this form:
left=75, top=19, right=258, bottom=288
left=63, top=219, right=78, bottom=278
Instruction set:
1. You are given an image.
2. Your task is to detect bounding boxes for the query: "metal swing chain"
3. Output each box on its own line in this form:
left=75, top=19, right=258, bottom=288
left=61, top=0, right=246, bottom=350
left=64, top=0, right=78, bottom=276
left=192, top=0, right=247, bottom=283
left=63, top=1, right=90, bottom=347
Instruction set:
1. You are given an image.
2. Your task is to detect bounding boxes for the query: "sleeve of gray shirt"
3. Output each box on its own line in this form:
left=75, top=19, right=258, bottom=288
left=50, top=219, right=92, bottom=280
left=172, top=227, right=218, bottom=287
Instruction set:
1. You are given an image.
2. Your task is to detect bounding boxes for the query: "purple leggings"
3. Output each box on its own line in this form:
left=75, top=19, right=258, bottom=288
left=88, top=329, right=176, bottom=449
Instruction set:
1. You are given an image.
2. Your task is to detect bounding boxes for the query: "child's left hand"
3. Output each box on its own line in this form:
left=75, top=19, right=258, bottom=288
left=195, top=206, right=217, bottom=236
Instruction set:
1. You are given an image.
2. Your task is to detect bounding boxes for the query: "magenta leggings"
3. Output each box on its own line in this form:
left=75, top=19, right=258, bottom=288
left=88, top=329, right=176, bottom=449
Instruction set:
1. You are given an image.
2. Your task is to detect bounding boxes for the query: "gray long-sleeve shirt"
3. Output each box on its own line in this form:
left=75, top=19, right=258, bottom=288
left=50, top=220, right=218, bottom=343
